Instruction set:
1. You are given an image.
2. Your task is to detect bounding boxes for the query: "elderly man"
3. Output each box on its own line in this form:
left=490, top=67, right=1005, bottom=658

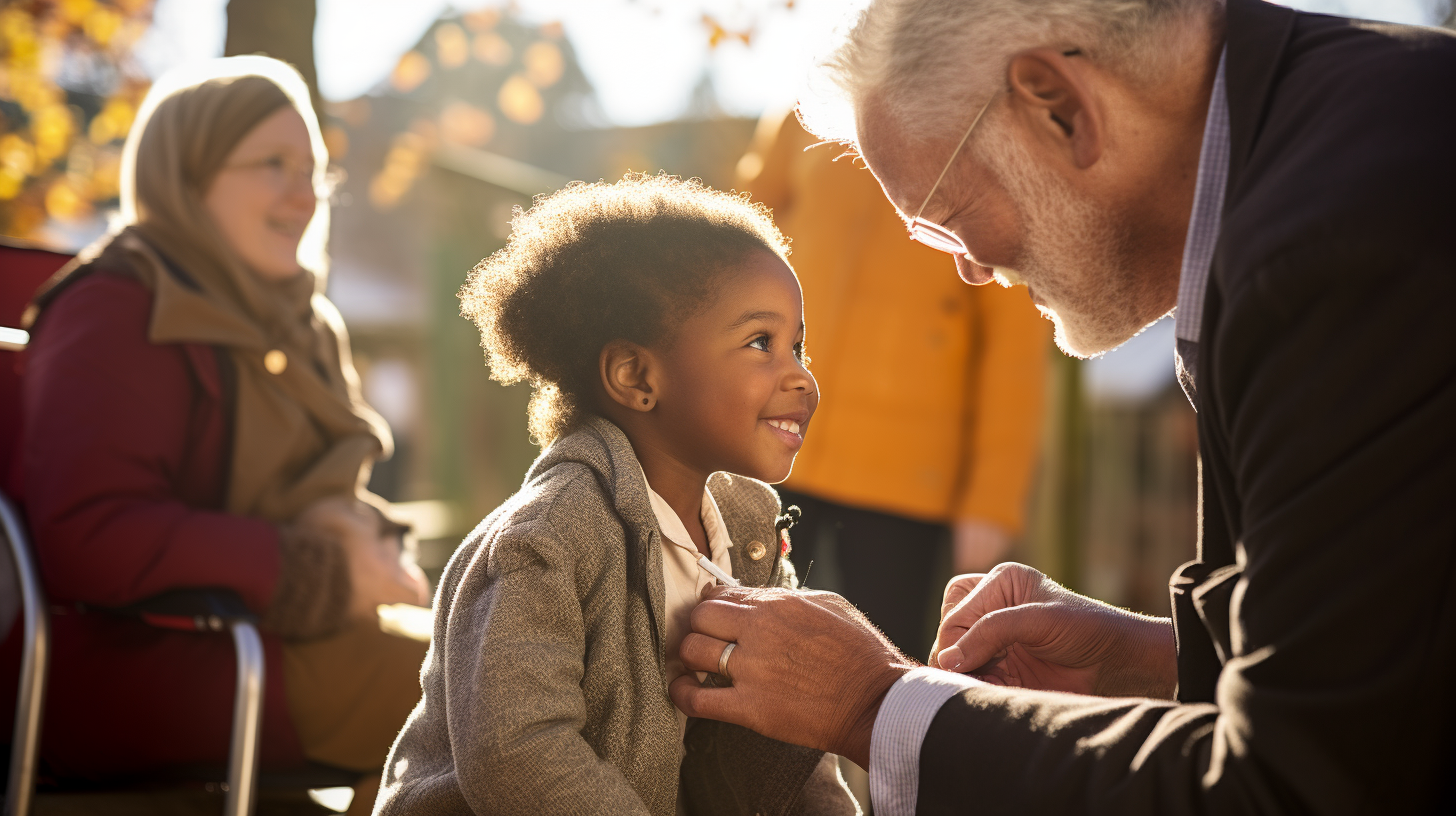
left=670, top=0, right=1455, bottom=813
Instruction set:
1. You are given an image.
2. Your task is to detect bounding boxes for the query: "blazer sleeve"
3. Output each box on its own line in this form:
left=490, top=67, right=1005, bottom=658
left=913, top=246, right=1456, bottom=814
left=21, top=274, right=281, bottom=613
left=951, top=283, right=1049, bottom=533
left=443, top=488, right=653, bottom=816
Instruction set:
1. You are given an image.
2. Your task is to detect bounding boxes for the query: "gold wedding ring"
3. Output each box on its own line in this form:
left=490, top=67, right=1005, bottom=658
left=718, top=641, right=737, bottom=683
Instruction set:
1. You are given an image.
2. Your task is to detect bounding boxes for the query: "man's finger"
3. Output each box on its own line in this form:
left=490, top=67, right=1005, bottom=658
left=688, top=596, right=755, bottom=642
left=941, top=566, right=1016, bottom=638
left=679, top=632, right=733, bottom=674
left=943, top=602, right=1058, bottom=673
left=668, top=673, right=749, bottom=726
left=942, top=573, right=985, bottom=608
left=697, top=582, right=767, bottom=602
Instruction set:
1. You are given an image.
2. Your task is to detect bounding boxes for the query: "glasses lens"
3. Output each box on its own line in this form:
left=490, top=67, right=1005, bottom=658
left=315, top=165, right=347, bottom=201
left=909, top=220, right=967, bottom=256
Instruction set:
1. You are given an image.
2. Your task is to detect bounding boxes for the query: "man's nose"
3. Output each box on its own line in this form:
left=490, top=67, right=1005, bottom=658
left=954, top=254, right=996, bottom=286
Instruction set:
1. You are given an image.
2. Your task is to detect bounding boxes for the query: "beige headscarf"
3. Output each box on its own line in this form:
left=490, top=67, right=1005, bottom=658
left=37, top=57, right=391, bottom=523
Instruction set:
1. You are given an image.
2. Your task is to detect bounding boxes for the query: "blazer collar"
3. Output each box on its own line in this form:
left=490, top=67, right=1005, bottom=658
left=527, top=415, right=658, bottom=537
left=524, top=416, right=785, bottom=660
left=1224, top=0, right=1298, bottom=193
left=527, top=416, right=668, bottom=655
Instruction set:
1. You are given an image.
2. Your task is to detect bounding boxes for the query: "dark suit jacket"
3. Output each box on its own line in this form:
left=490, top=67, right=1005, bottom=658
left=917, top=1, right=1456, bottom=813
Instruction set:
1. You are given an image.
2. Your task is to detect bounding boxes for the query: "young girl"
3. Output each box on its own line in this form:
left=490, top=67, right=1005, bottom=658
left=376, top=175, right=856, bottom=815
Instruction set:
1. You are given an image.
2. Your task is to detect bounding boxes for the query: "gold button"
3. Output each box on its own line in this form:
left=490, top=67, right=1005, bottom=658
left=263, top=349, right=288, bottom=375
left=746, top=541, right=767, bottom=561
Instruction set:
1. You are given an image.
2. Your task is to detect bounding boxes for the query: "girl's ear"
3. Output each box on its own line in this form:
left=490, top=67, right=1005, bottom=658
left=599, top=340, right=658, bottom=412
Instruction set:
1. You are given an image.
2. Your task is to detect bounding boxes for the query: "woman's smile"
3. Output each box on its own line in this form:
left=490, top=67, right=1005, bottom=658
left=267, top=215, right=309, bottom=241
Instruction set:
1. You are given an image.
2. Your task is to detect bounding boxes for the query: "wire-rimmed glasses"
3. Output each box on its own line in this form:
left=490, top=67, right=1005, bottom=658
left=907, top=49, right=1082, bottom=256
left=223, top=154, right=346, bottom=202
left=905, top=90, right=1001, bottom=257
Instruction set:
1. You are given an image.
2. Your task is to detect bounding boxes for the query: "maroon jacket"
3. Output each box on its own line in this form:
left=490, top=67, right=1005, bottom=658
left=15, top=269, right=305, bottom=777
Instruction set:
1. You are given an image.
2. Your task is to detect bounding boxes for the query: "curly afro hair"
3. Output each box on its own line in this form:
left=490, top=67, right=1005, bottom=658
left=460, top=173, right=792, bottom=445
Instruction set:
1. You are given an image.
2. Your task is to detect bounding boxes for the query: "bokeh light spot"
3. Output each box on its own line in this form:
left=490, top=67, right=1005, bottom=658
left=440, top=101, right=495, bottom=148
left=391, top=50, right=431, bottom=93
left=472, top=31, right=511, bottom=66
left=497, top=74, right=543, bottom=124
left=522, top=41, right=563, bottom=88
left=434, top=22, right=468, bottom=69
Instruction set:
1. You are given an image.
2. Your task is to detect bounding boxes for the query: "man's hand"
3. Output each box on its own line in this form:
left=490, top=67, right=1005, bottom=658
left=952, top=518, right=1012, bottom=574
left=295, top=496, right=429, bottom=622
left=931, top=563, right=1177, bottom=699
left=669, top=586, right=916, bottom=769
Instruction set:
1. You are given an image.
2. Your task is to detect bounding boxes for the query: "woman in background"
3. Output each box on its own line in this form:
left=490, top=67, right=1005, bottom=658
left=18, top=57, right=426, bottom=810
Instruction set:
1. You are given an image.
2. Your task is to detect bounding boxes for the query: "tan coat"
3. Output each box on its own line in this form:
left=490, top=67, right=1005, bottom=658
left=376, top=417, right=856, bottom=816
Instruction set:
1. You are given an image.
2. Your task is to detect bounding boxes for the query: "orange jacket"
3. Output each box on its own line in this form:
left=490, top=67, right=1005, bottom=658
left=741, top=113, right=1049, bottom=533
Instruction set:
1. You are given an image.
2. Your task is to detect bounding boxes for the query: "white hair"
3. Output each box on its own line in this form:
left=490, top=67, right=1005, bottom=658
left=800, top=0, right=1222, bottom=147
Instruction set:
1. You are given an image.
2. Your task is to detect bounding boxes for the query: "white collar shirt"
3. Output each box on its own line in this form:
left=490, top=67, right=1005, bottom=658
left=1173, top=46, right=1230, bottom=409
left=641, top=470, right=736, bottom=740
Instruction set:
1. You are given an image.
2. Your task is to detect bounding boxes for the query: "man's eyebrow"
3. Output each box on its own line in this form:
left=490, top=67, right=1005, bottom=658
left=727, top=309, right=784, bottom=329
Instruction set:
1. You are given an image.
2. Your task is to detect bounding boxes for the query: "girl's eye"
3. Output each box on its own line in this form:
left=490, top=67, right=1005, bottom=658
left=749, top=335, right=770, bottom=352
left=793, top=342, right=808, bottom=363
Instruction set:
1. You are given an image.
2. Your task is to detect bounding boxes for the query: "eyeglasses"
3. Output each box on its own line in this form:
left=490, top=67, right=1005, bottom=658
left=222, top=154, right=344, bottom=201
left=907, top=49, right=1082, bottom=257
left=906, top=90, right=1000, bottom=257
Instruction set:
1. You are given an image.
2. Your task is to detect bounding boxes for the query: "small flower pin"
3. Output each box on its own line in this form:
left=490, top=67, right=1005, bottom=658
left=774, top=505, right=802, bottom=556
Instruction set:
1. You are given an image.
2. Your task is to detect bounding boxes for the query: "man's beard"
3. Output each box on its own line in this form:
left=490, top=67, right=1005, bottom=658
left=975, top=124, right=1164, bottom=358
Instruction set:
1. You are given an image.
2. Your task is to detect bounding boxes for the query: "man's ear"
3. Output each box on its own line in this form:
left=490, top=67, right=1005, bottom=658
left=599, top=339, right=658, bottom=412
left=1006, top=48, right=1102, bottom=169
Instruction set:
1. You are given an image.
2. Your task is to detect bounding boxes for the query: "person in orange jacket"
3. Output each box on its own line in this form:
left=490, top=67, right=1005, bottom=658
left=739, top=111, right=1049, bottom=661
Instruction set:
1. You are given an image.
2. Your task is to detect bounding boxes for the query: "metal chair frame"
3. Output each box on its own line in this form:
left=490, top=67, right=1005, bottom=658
left=2, top=489, right=265, bottom=816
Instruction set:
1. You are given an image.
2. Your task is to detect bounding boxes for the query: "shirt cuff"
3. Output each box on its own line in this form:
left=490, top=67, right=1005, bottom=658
left=869, top=666, right=982, bottom=816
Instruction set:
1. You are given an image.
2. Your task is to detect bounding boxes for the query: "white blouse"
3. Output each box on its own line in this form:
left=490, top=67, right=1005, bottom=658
left=641, top=469, right=736, bottom=741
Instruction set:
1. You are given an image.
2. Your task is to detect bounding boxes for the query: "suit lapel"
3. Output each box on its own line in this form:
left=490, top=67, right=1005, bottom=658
left=1172, top=0, right=1296, bottom=703
left=1224, top=0, right=1297, bottom=192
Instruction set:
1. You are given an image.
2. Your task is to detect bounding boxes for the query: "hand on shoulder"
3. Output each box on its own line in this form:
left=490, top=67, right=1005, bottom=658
left=670, top=584, right=915, bottom=769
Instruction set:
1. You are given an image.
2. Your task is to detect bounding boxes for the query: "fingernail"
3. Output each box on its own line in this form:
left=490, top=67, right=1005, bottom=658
left=940, top=647, right=962, bottom=671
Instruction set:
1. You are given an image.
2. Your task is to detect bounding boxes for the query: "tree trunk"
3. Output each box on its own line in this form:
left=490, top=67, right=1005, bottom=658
left=224, top=0, right=322, bottom=119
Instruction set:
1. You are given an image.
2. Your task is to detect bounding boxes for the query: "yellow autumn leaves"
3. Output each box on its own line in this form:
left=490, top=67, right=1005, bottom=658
left=0, top=1, right=150, bottom=236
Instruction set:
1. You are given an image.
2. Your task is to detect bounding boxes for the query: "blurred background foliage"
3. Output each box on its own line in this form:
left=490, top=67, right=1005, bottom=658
left=0, top=0, right=152, bottom=243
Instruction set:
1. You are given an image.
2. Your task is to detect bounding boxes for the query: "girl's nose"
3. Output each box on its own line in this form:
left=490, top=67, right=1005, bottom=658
left=785, top=359, right=816, bottom=393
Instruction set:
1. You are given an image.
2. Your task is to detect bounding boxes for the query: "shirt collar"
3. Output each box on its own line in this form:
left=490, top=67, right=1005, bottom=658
left=640, top=468, right=734, bottom=562
left=1174, top=47, right=1230, bottom=344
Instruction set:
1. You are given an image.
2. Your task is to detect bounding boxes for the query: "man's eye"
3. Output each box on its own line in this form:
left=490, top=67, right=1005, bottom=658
left=263, top=156, right=288, bottom=171
left=749, top=335, right=770, bottom=352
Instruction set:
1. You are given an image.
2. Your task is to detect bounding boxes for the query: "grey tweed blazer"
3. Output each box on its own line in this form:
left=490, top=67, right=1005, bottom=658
left=376, top=417, right=857, bottom=816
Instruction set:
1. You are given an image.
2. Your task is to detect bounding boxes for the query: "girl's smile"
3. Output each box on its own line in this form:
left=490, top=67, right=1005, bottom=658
left=762, top=413, right=809, bottom=451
